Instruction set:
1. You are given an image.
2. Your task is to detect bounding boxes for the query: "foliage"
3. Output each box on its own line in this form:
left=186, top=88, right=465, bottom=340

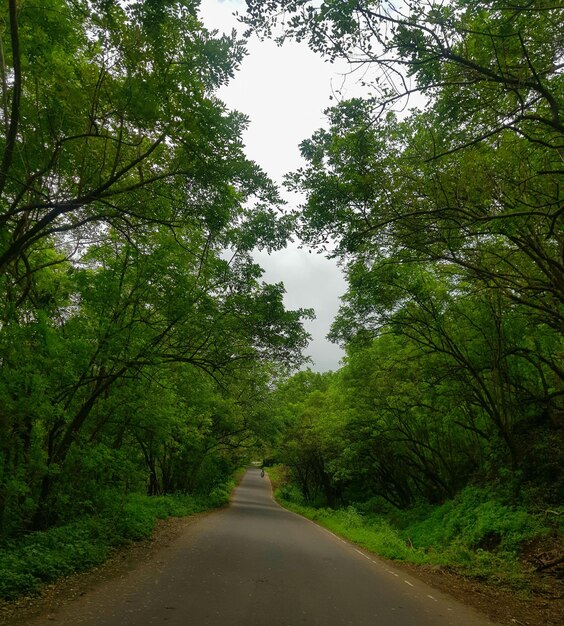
left=0, top=0, right=562, bottom=600
left=397, top=488, right=548, bottom=556
left=0, top=485, right=232, bottom=600
left=250, top=0, right=563, bottom=527
left=275, top=477, right=550, bottom=588
left=0, top=0, right=312, bottom=545
left=244, top=1, right=563, bottom=143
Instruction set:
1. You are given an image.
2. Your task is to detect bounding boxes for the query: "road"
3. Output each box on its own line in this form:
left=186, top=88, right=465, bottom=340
left=29, top=468, right=498, bottom=625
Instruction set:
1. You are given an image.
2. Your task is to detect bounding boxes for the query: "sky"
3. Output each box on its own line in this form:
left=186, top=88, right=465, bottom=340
left=199, top=0, right=350, bottom=372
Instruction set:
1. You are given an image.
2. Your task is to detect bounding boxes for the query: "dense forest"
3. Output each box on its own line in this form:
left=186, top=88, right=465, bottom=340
left=0, top=0, right=312, bottom=595
left=0, top=0, right=562, bottom=601
left=246, top=0, right=563, bottom=584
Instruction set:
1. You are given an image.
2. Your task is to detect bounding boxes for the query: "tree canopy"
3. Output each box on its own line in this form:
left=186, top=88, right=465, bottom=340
left=0, top=0, right=312, bottom=536
left=0, top=0, right=561, bottom=550
left=245, top=0, right=563, bottom=510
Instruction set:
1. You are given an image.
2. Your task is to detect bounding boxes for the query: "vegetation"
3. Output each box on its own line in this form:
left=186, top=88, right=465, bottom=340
left=0, top=483, right=235, bottom=600
left=0, top=0, right=310, bottom=599
left=0, top=0, right=561, bottom=602
left=247, top=0, right=563, bottom=588
left=265, top=346, right=562, bottom=587
left=275, top=477, right=550, bottom=588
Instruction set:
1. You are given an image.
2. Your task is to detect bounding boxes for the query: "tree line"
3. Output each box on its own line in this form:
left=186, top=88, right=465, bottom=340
left=0, top=0, right=311, bottom=539
left=246, top=0, right=563, bottom=510
left=0, top=0, right=561, bottom=547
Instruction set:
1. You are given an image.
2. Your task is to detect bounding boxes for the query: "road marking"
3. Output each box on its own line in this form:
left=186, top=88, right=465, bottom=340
left=354, top=548, right=371, bottom=560
left=274, top=493, right=446, bottom=603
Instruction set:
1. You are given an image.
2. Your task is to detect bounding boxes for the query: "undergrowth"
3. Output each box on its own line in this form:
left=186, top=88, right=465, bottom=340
left=270, top=467, right=553, bottom=591
left=0, top=480, right=234, bottom=600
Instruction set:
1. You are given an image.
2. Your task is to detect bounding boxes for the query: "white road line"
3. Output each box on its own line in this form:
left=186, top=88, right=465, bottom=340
left=354, top=548, right=371, bottom=560
left=275, top=495, right=446, bottom=604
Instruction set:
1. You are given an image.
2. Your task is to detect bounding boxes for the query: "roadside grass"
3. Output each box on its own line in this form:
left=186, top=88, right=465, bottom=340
left=268, top=468, right=554, bottom=591
left=0, top=480, right=235, bottom=600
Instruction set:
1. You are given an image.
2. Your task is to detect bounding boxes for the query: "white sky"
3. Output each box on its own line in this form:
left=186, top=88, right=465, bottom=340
left=199, top=0, right=351, bottom=372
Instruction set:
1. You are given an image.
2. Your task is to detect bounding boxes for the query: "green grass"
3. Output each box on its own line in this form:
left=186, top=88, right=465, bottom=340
left=0, top=484, right=234, bottom=600
left=271, top=473, right=552, bottom=590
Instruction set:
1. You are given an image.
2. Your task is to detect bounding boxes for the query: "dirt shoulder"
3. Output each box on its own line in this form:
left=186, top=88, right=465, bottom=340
left=373, top=556, right=563, bottom=626
left=1, top=508, right=562, bottom=626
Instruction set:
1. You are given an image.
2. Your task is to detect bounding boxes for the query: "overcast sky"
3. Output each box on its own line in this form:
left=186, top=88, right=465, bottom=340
left=199, top=0, right=350, bottom=372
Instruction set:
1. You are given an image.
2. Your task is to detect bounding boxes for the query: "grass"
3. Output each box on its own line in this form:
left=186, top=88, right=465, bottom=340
left=269, top=467, right=553, bottom=590
left=0, top=481, right=236, bottom=600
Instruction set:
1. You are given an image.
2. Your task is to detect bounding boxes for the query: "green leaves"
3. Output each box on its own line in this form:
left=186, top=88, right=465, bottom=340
left=249, top=0, right=562, bottom=515
left=0, top=1, right=312, bottom=541
left=245, top=1, right=563, bottom=137
left=238, top=4, right=564, bottom=571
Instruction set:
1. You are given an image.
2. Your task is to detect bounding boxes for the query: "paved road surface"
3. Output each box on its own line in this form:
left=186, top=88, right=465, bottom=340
left=30, top=468, right=498, bottom=625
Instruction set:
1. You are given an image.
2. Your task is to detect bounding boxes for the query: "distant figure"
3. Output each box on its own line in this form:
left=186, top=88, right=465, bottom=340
left=260, top=468, right=265, bottom=478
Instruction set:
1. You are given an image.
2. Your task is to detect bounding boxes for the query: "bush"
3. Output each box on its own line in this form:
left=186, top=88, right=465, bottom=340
left=274, top=484, right=551, bottom=588
left=404, top=487, right=548, bottom=555
left=0, top=484, right=234, bottom=600
left=275, top=483, right=303, bottom=504
left=0, top=517, right=111, bottom=599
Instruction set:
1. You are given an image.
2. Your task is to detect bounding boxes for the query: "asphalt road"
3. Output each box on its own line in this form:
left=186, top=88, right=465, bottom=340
left=30, top=468, right=498, bottom=625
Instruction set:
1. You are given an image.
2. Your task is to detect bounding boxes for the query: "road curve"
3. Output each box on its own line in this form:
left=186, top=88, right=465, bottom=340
left=29, top=468, right=498, bottom=625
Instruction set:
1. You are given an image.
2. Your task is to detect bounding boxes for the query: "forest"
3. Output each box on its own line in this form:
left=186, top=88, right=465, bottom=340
left=246, top=0, right=563, bottom=590
left=0, top=0, right=312, bottom=597
left=0, top=0, right=562, bottom=602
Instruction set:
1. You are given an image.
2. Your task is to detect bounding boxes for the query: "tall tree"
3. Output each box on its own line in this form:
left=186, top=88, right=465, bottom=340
left=0, top=0, right=313, bottom=535
left=245, top=1, right=563, bottom=494
left=244, top=0, right=563, bottom=143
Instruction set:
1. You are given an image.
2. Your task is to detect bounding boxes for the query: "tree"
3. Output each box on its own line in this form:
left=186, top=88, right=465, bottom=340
left=247, top=0, right=563, bottom=504
left=0, top=0, right=283, bottom=310
left=269, top=370, right=342, bottom=505
left=0, top=1, right=313, bottom=536
left=244, top=1, right=563, bottom=145
left=246, top=1, right=563, bottom=331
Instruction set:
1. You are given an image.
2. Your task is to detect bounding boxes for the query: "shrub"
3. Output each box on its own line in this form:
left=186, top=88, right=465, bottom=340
left=404, top=487, right=548, bottom=555
left=0, top=481, right=234, bottom=600
left=275, top=484, right=551, bottom=588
